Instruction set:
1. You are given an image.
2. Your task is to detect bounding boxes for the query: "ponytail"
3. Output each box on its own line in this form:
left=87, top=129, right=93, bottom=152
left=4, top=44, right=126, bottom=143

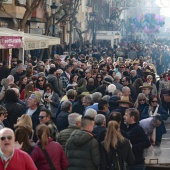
left=36, top=124, right=50, bottom=149
left=40, top=131, right=49, bottom=148
left=104, top=121, right=124, bottom=153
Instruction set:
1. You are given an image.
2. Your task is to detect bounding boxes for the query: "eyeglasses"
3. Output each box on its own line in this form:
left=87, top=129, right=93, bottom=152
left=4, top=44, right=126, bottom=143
left=38, top=79, right=44, bottom=82
left=38, top=116, right=47, bottom=119
left=160, top=77, right=163, bottom=78
left=139, top=99, right=146, bottom=102
left=152, top=101, right=158, bottom=103
left=0, top=136, right=12, bottom=141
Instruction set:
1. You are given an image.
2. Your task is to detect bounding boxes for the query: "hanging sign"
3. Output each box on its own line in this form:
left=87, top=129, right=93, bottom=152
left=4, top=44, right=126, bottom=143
left=0, top=36, right=23, bottom=49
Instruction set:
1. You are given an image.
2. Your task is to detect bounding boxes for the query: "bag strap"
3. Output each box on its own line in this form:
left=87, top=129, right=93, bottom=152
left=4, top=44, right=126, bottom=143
left=39, top=145, right=56, bottom=170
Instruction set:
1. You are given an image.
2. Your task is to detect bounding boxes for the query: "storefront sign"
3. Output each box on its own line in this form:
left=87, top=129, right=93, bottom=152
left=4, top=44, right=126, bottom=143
left=0, top=36, right=23, bottom=49
left=96, top=31, right=121, bottom=36
left=24, top=41, right=48, bottom=50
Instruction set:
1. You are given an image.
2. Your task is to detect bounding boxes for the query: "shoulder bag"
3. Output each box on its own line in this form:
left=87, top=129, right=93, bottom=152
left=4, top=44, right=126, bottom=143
left=39, top=145, right=56, bottom=170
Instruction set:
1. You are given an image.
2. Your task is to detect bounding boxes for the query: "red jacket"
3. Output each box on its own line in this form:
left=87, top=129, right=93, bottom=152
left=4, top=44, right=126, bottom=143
left=0, top=149, right=37, bottom=170
left=31, top=138, right=68, bottom=170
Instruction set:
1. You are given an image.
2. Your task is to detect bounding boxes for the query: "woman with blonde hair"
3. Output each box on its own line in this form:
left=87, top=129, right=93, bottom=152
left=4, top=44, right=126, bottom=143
left=31, top=124, right=68, bottom=170
left=14, top=114, right=34, bottom=142
left=100, top=121, right=134, bottom=170
left=14, top=114, right=33, bottom=129
left=134, top=93, right=149, bottom=118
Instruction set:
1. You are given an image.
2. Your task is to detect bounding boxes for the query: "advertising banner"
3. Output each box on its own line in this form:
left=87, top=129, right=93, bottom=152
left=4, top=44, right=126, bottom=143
left=0, top=36, right=23, bottom=49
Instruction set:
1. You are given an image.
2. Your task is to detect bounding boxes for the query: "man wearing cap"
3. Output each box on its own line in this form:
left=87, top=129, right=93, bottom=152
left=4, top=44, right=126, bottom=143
left=140, top=83, right=153, bottom=99
left=65, top=116, right=100, bottom=170
left=97, top=75, right=113, bottom=96
left=133, top=60, right=143, bottom=78
left=113, top=96, right=133, bottom=131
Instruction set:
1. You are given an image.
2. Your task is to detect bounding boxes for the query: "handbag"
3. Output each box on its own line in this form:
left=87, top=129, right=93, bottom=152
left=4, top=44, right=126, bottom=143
left=39, top=145, right=56, bottom=170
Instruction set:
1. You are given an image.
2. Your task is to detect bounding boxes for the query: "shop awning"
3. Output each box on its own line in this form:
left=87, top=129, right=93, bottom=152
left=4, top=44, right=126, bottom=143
left=0, top=27, right=60, bottom=50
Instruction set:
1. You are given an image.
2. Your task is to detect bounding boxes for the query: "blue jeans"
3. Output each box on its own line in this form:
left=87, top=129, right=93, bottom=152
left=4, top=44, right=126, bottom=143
left=129, top=164, right=145, bottom=170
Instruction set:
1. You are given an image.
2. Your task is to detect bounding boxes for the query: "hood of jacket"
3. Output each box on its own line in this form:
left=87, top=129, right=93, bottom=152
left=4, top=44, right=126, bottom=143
left=70, top=129, right=93, bottom=146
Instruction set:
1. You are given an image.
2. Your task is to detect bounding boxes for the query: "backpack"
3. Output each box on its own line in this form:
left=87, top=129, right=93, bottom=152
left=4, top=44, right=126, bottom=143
left=107, top=148, right=127, bottom=170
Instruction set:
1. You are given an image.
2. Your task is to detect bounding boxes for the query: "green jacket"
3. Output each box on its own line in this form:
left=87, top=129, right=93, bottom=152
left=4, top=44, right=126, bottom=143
left=65, top=129, right=100, bottom=170
left=58, top=126, right=80, bottom=151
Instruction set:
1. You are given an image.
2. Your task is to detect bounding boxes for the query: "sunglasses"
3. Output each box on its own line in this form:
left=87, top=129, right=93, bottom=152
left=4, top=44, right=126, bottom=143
left=160, top=77, right=163, bottom=78
left=0, top=136, right=12, bottom=141
left=152, top=101, right=158, bottom=103
left=97, top=77, right=102, bottom=78
left=93, top=68, right=98, bottom=69
left=85, top=72, right=89, bottom=74
left=46, top=88, right=51, bottom=91
left=38, top=79, right=44, bottom=82
left=139, top=99, right=146, bottom=102
left=38, top=116, right=47, bottom=119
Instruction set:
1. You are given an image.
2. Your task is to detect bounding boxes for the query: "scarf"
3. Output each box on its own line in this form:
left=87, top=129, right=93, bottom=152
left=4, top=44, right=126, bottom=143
left=43, top=92, right=53, bottom=108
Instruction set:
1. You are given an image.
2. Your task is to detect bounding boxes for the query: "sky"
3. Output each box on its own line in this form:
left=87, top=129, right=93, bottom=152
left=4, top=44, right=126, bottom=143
left=155, top=0, right=170, bottom=17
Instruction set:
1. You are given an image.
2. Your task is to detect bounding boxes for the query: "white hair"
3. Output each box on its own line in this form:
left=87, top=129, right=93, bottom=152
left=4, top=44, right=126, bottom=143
left=108, top=84, right=116, bottom=94
left=7, top=75, right=14, bottom=83
left=84, top=108, right=97, bottom=118
left=68, top=113, right=82, bottom=126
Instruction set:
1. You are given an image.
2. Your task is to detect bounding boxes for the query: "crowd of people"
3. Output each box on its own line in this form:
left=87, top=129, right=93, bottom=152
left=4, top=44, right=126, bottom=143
left=0, top=40, right=170, bottom=170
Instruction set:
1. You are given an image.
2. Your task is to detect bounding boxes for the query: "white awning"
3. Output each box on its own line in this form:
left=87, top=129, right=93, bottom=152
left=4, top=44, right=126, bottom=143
left=0, top=27, right=60, bottom=50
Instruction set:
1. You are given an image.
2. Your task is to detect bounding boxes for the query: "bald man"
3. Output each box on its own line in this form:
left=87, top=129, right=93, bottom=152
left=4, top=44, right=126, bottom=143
left=0, top=128, right=37, bottom=170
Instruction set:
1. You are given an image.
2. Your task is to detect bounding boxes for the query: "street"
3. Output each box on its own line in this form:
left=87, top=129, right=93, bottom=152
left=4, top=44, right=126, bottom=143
left=146, top=117, right=170, bottom=169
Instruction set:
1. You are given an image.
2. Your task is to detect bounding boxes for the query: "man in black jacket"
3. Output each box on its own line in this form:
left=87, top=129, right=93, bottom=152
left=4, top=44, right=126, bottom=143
left=124, top=108, right=151, bottom=170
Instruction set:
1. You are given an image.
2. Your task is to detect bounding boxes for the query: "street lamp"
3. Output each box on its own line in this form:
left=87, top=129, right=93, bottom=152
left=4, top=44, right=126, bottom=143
left=50, top=2, right=58, bottom=37
left=89, top=12, right=96, bottom=49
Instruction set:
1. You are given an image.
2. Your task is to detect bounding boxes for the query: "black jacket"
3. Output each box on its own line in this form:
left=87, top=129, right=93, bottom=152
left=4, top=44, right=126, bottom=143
left=113, top=107, right=128, bottom=131
left=127, top=123, right=151, bottom=165
left=100, top=139, right=135, bottom=170
left=56, top=110, right=70, bottom=132
left=127, top=84, right=137, bottom=102
left=92, top=125, right=106, bottom=139
left=72, top=100, right=85, bottom=115
left=97, top=128, right=129, bottom=144
left=4, top=102, right=24, bottom=130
